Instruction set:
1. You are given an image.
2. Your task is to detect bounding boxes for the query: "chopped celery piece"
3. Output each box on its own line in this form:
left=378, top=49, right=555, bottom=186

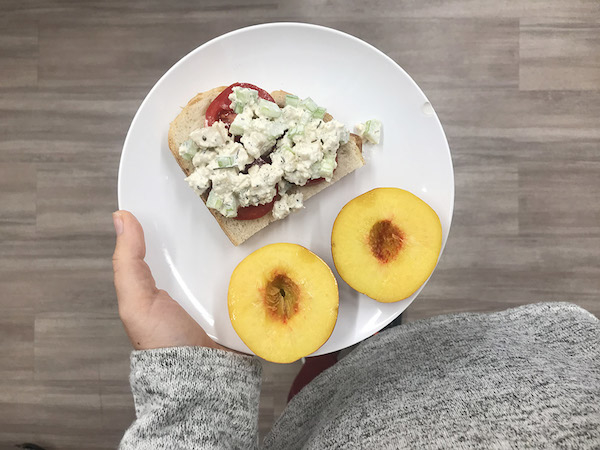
left=229, top=115, right=248, bottom=136
left=299, top=110, right=312, bottom=124
left=221, top=196, right=239, bottom=218
left=313, top=106, right=326, bottom=119
left=206, top=190, right=223, bottom=210
left=216, top=155, right=236, bottom=168
left=266, top=121, right=287, bottom=139
left=231, top=88, right=257, bottom=115
left=364, top=119, right=382, bottom=144
left=258, top=98, right=281, bottom=118
left=229, top=122, right=244, bottom=136
left=318, top=156, right=336, bottom=178
left=287, top=124, right=304, bottom=139
left=235, top=88, right=258, bottom=105
left=207, top=191, right=238, bottom=217
left=301, top=97, right=318, bottom=113
left=285, top=94, right=300, bottom=107
left=179, top=139, right=199, bottom=161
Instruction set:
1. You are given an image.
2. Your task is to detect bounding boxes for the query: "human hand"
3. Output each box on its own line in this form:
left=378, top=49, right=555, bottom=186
left=112, top=210, right=225, bottom=351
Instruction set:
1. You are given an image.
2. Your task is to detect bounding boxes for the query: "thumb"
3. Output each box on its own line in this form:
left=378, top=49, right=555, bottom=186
left=112, top=210, right=158, bottom=316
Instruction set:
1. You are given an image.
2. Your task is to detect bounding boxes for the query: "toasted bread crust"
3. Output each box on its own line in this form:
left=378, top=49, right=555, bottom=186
left=168, top=86, right=364, bottom=245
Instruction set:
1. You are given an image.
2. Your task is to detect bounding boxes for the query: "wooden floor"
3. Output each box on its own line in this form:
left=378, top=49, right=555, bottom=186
left=1, top=1, right=599, bottom=448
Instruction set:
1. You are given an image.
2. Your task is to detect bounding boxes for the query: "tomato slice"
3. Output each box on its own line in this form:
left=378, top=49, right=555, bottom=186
left=206, top=82, right=275, bottom=127
left=235, top=196, right=277, bottom=220
left=234, top=184, right=279, bottom=221
left=305, top=177, right=325, bottom=186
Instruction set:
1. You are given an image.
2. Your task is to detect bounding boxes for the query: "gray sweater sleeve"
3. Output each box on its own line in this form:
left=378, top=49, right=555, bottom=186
left=119, top=346, right=262, bottom=450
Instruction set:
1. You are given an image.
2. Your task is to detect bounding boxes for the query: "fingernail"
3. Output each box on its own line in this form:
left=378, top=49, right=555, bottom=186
left=113, top=212, right=124, bottom=236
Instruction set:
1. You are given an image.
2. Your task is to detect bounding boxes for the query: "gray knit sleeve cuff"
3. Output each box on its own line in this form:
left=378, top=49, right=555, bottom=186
left=122, top=346, right=262, bottom=449
left=129, top=346, right=261, bottom=398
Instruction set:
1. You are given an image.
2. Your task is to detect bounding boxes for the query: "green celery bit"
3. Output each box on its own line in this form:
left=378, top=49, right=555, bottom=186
left=221, top=196, right=239, bottom=218
left=206, top=190, right=223, bottom=210
left=287, top=124, right=304, bottom=139
left=229, top=115, right=246, bottom=136
left=313, top=106, right=326, bottom=119
left=258, top=98, right=281, bottom=118
left=266, top=121, right=287, bottom=139
left=318, top=157, right=336, bottom=178
left=216, top=155, right=236, bottom=168
left=236, top=88, right=258, bottom=104
left=364, top=119, right=382, bottom=143
left=180, top=139, right=198, bottom=160
left=301, top=97, right=318, bottom=112
left=285, top=94, right=300, bottom=107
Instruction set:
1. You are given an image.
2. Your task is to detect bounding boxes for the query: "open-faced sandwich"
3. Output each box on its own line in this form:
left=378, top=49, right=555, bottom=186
left=168, top=82, right=364, bottom=245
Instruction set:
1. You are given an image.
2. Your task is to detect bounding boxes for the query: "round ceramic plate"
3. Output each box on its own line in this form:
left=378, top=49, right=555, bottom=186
left=119, top=23, right=454, bottom=356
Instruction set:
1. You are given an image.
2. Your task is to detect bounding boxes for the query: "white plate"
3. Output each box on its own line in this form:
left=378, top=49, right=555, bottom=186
left=119, top=23, right=454, bottom=356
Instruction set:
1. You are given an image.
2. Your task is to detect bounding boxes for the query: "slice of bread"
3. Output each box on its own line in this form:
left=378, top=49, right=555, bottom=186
left=168, top=86, right=365, bottom=246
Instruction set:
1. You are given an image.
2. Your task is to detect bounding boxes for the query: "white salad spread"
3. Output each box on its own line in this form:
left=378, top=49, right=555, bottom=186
left=355, top=119, right=382, bottom=144
left=179, top=87, right=350, bottom=219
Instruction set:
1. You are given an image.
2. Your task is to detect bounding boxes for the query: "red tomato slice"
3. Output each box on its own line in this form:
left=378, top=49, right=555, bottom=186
left=305, top=177, right=325, bottom=186
left=234, top=185, right=279, bottom=220
left=235, top=196, right=277, bottom=220
left=206, top=82, right=275, bottom=127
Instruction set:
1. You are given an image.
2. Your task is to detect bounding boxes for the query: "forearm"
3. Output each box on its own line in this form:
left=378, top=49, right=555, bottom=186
left=120, top=346, right=262, bottom=450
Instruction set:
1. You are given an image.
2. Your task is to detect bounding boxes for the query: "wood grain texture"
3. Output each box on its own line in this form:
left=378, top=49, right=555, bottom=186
left=520, top=20, right=600, bottom=90
left=0, top=1, right=599, bottom=448
left=321, top=18, right=520, bottom=90
left=34, top=313, right=131, bottom=381
left=0, top=19, right=37, bottom=88
left=0, top=164, right=37, bottom=239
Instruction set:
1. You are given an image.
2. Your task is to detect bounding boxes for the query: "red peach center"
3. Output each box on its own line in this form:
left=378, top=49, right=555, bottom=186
left=368, top=220, right=404, bottom=263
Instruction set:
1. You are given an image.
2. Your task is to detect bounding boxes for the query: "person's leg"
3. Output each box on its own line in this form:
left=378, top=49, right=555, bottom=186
left=287, top=352, right=340, bottom=402
left=287, top=313, right=403, bottom=402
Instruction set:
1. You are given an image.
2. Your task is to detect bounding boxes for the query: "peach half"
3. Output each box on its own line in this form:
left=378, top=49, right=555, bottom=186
left=228, top=243, right=339, bottom=363
left=331, top=188, right=442, bottom=303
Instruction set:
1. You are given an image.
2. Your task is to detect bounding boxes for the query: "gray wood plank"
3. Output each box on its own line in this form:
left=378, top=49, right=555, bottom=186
left=519, top=161, right=600, bottom=236
left=0, top=19, right=37, bottom=88
left=34, top=313, right=130, bottom=381
left=427, top=88, right=600, bottom=144
left=36, top=163, right=117, bottom=238
left=0, top=91, right=140, bottom=163
left=0, top=312, right=34, bottom=381
left=0, top=163, right=37, bottom=239
left=0, top=381, right=39, bottom=444
left=316, top=18, right=519, bottom=90
left=2, top=0, right=598, bottom=21
left=404, top=234, right=600, bottom=322
left=520, top=19, right=600, bottom=91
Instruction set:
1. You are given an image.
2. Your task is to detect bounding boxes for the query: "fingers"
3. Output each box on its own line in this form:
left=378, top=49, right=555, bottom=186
left=112, top=211, right=157, bottom=317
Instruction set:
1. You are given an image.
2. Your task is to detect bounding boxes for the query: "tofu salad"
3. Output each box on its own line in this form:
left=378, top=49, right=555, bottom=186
left=179, top=84, right=350, bottom=220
